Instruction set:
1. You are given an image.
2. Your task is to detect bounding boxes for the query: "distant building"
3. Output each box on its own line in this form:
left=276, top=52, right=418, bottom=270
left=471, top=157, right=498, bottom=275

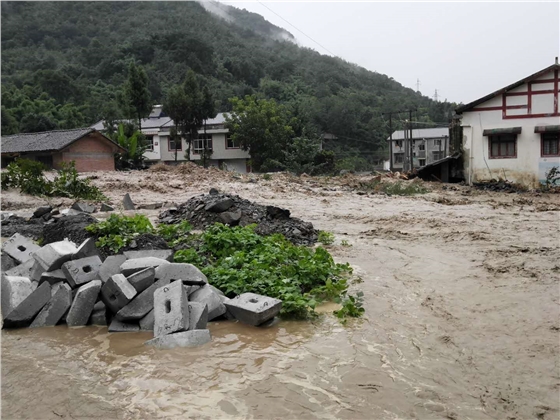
left=91, top=105, right=252, bottom=173
left=386, top=127, right=450, bottom=171
left=0, top=128, right=125, bottom=172
left=455, top=59, right=560, bottom=187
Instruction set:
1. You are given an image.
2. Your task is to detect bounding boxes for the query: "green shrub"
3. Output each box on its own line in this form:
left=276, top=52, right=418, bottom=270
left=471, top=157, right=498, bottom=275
left=318, top=230, right=335, bottom=245
left=358, top=179, right=427, bottom=196
left=174, top=224, right=358, bottom=319
left=50, top=162, right=105, bottom=200
left=156, top=220, right=193, bottom=246
left=334, top=292, right=365, bottom=323
left=86, top=213, right=153, bottom=253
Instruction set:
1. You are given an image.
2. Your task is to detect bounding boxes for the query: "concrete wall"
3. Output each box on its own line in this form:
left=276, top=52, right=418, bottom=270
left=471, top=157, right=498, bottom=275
left=391, top=137, right=449, bottom=170
left=59, top=133, right=117, bottom=172
left=461, top=68, right=560, bottom=187
left=143, top=132, right=162, bottom=161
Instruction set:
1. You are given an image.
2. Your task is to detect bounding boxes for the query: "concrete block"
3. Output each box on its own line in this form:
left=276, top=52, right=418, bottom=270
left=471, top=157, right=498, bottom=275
left=98, top=255, right=127, bottom=283
left=123, top=193, right=136, bottom=210
left=30, top=283, right=72, bottom=327
left=189, top=284, right=226, bottom=321
left=154, top=263, right=208, bottom=286
left=72, top=238, right=100, bottom=260
left=188, top=302, right=208, bottom=330
left=224, top=293, right=282, bottom=326
left=30, top=260, right=45, bottom=282
left=38, top=269, right=67, bottom=286
left=114, top=277, right=170, bottom=321
left=66, top=280, right=102, bottom=326
left=5, top=258, right=36, bottom=278
left=89, top=301, right=108, bottom=325
left=145, top=329, right=211, bottom=349
left=31, top=240, right=78, bottom=272
left=1, top=274, right=35, bottom=318
left=100, top=203, right=114, bottom=212
left=139, top=310, right=155, bottom=331
left=1, top=253, right=18, bottom=272
left=127, top=267, right=155, bottom=293
left=61, top=255, right=103, bottom=288
left=120, top=257, right=170, bottom=276
left=123, top=249, right=174, bottom=262
left=3, top=282, right=51, bottom=328
left=2, top=233, right=41, bottom=264
left=108, top=319, right=140, bottom=332
left=100, top=274, right=137, bottom=313
left=71, top=201, right=96, bottom=214
left=153, top=280, right=189, bottom=337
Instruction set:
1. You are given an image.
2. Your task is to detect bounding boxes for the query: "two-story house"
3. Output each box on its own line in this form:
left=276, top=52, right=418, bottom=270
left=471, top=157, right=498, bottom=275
left=387, top=127, right=450, bottom=171
left=455, top=59, right=560, bottom=187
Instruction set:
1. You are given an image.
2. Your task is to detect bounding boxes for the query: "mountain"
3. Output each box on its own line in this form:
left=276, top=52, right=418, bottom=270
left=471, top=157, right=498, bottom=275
left=1, top=1, right=457, bottom=168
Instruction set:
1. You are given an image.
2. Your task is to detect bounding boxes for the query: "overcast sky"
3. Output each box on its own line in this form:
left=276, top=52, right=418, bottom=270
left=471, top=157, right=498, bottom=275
left=222, top=1, right=560, bottom=104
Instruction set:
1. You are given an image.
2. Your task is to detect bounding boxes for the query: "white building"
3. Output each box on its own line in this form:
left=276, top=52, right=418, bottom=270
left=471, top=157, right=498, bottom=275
left=387, top=127, right=450, bottom=171
left=455, top=59, right=560, bottom=187
left=91, top=105, right=251, bottom=173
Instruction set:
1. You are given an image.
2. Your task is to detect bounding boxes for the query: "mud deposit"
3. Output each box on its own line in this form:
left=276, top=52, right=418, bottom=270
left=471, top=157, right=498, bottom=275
left=2, top=172, right=559, bottom=419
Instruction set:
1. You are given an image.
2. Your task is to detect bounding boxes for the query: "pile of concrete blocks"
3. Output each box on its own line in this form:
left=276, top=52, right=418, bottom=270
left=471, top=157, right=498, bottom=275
left=1, top=232, right=283, bottom=348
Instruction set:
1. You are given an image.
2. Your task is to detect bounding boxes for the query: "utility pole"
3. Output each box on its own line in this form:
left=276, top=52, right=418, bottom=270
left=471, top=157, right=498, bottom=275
left=383, top=109, right=417, bottom=172
left=416, top=78, right=421, bottom=92
left=434, top=89, right=439, bottom=102
left=409, top=110, right=414, bottom=172
left=388, top=114, right=393, bottom=172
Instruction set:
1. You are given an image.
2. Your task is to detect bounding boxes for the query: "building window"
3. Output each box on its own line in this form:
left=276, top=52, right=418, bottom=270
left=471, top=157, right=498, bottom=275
left=193, top=135, right=213, bottom=154
left=395, top=140, right=402, bottom=148
left=489, top=134, right=516, bottom=159
left=169, top=137, right=182, bottom=151
left=226, top=135, right=240, bottom=149
left=419, top=159, right=426, bottom=166
left=433, top=151, right=444, bottom=160
left=418, top=144, right=425, bottom=151
left=541, top=132, right=560, bottom=157
left=394, top=153, right=404, bottom=164
left=145, top=135, right=154, bottom=152
left=434, top=139, right=442, bottom=147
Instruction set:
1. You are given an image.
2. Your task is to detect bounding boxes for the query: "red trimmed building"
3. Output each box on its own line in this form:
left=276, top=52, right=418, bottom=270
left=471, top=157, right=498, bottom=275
left=456, top=59, right=560, bottom=187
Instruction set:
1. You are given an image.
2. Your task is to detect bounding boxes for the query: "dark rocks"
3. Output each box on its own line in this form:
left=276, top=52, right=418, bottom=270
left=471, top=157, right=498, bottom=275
left=158, top=192, right=318, bottom=246
left=123, top=193, right=136, bottom=210
left=33, top=206, right=53, bottom=218
left=1, top=216, right=44, bottom=240
left=209, top=188, right=219, bottom=195
left=42, top=214, right=97, bottom=245
left=71, top=202, right=96, bottom=214
left=100, top=203, right=114, bottom=212
left=119, top=234, right=169, bottom=253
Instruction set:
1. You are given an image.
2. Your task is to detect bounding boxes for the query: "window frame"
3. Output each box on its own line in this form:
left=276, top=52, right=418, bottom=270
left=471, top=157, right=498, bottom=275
left=144, top=135, right=154, bottom=152
left=168, top=137, right=182, bottom=152
left=226, top=134, right=240, bottom=149
left=541, top=132, right=560, bottom=157
left=394, top=152, right=404, bottom=164
left=432, top=151, right=444, bottom=161
left=488, top=134, right=517, bottom=159
left=192, top=135, right=213, bottom=155
left=418, top=158, right=426, bottom=167
left=418, top=144, right=425, bottom=151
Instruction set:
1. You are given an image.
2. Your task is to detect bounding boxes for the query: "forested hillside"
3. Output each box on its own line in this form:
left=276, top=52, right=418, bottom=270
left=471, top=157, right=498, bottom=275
left=1, top=1, right=457, bottom=168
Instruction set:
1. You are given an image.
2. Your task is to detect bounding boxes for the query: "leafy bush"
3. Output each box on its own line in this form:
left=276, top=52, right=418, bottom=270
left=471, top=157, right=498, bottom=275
left=174, top=224, right=357, bottom=319
left=334, top=292, right=365, bottom=323
left=156, top=220, right=193, bottom=246
left=358, top=178, right=428, bottom=196
left=1, top=159, right=105, bottom=200
left=318, top=230, right=335, bottom=245
left=86, top=213, right=153, bottom=253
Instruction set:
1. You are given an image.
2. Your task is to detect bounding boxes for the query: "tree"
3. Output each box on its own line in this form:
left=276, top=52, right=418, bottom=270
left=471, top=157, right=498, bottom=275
left=122, top=61, right=152, bottom=129
left=200, top=85, right=217, bottom=168
left=110, top=123, right=147, bottom=170
left=225, top=95, right=294, bottom=171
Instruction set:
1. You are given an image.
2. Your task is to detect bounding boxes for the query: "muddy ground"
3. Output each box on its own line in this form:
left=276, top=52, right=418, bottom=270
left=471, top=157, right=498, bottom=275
left=2, top=166, right=559, bottom=419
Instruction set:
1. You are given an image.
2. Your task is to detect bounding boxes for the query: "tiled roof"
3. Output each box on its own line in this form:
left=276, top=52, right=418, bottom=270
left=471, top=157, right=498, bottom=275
left=1, top=128, right=96, bottom=153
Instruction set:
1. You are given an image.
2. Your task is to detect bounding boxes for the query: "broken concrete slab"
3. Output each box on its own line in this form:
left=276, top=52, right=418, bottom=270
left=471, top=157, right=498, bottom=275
left=224, top=293, right=282, bottom=326
left=98, top=255, right=127, bottom=283
left=123, top=193, right=136, bottom=210
left=3, top=282, right=51, bottom=328
left=30, top=260, right=46, bottom=282
left=153, top=280, right=189, bottom=337
left=66, top=280, right=102, bottom=327
left=145, top=329, right=211, bottom=349
left=1, top=253, right=18, bottom=272
left=100, top=274, right=137, bottom=313
left=71, top=201, right=96, bottom=214
left=100, top=203, right=114, bottom=212
left=123, top=249, right=174, bottom=262
left=154, top=263, right=208, bottom=286
left=139, top=310, right=155, bottom=331
left=38, top=269, right=67, bottom=286
left=189, top=284, right=226, bottom=321
left=205, top=198, right=233, bottom=213
left=32, top=206, right=52, bottom=218
left=1, top=275, right=35, bottom=318
left=61, top=255, right=103, bottom=288
left=72, top=238, right=100, bottom=260
left=32, top=240, right=78, bottom=272
left=120, top=257, right=170, bottom=276
left=108, top=319, right=140, bottom=332
left=114, top=277, right=170, bottom=322
left=127, top=267, right=155, bottom=293
left=30, top=283, right=72, bottom=328
left=2, top=233, right=41, bottom=264
left=188, top=302, right=208, bottom=331
left=5, top=258, right=36, bottom=278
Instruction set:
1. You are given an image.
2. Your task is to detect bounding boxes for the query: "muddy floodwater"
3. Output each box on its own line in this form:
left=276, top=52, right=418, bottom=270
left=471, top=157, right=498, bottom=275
left=2, top=172, right=559, bottom=419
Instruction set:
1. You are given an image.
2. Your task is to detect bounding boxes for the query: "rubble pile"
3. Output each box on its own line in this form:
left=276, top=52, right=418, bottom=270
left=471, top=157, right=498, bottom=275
left=159, top=190, right=318, bottom=246
left=472, top=179, right=528, bottom=193
left=1, top=232, right=282, bottom=349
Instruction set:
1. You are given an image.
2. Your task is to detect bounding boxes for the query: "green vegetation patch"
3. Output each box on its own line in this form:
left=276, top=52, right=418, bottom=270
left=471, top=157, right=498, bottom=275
left=358, top=179, right=428, bottom=196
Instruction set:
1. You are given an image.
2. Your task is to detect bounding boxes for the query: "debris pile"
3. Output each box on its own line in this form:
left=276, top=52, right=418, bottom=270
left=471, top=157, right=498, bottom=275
left=1, top=232, right=282, bottom=349
left=159, top=190, right=318, bottom=246
left=472, top=179, right=527, bottom=193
